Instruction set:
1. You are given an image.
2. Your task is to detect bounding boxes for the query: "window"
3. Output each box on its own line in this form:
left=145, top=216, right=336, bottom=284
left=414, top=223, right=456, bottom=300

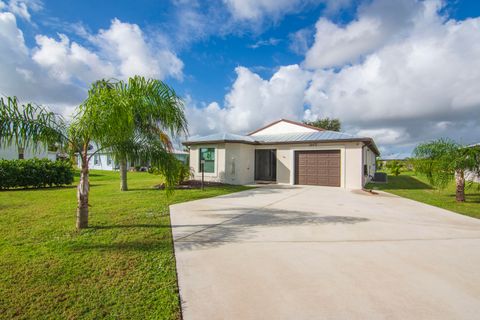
left=94, top=154, right=100, bottom=165
left=199, top=148, right=215, bottom=173
left=107, top=155, right=112, bottom=166
left=18, top=147, right=24, bottom=160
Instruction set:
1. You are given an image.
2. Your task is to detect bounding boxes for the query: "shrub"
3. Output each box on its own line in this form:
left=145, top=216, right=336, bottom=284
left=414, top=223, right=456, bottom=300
left=386, top=160, right=403, bottom=176
left=0, top=158, right=74, bottom=189
left=149, top=159, right=193, bottom=185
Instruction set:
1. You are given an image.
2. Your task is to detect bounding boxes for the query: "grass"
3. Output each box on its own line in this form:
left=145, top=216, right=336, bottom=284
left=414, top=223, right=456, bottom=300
left=0, top=170, right=251, bottom=319
left=366, top=171, right=480, bottom=219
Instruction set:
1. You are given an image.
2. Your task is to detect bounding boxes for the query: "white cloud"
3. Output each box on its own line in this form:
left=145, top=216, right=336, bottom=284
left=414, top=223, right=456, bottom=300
left=304, top=0, right=427, bottom=68
left=223, top=0, right=352, bottom=22
left=289, top=28, right=314, bottom=55
left=33, top=19, right=183, bottom=83
left=3, top=0, right=42, bottom=22
left=303, top=0, right=480, bottom=152
left=249, top=37, right=281, bottom=49
left=186, top=65, right=311, bottom=135
left=0, top=12, right=183, bottom=118
left=95, top=19, right=183, bottom=80
left=188, top=0, right=480, bottom=156
left=0, top=12, right=85, bottom=115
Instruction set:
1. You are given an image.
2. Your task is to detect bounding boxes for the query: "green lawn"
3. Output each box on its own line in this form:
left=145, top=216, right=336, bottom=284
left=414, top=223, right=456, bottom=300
left=366, top=171, right=480, bottom=219
left=0, top=171, right=250, bottom=319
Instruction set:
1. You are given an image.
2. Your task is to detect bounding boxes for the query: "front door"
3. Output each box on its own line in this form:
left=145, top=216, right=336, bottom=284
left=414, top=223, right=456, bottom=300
left=255, top=149, right=277, bottom=181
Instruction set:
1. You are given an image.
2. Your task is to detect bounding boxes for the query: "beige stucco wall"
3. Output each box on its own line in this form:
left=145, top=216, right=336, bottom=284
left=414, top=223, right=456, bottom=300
left=224, top=143, right=255, bottom=184
left=188, top=141, right=373, bottom=189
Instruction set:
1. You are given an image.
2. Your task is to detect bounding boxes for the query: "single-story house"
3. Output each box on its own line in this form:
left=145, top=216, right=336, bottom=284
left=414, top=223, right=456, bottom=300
left=0, top=144, right=60, bottom=161
left=77, top=144, right=189, bottom=171
left=183, top=119, right=380, bottom=189
left=466, top=143, right=480, bottom=183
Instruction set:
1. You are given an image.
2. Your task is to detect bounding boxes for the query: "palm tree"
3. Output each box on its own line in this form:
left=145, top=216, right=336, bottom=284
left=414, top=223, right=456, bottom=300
left=93, top=76, right=187, bottom=191
left=0, top=76, right=187, bottom=229
left=413, top=139, right=480, bottom=202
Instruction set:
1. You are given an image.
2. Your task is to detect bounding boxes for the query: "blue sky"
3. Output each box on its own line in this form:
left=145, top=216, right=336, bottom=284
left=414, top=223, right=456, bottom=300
left=1, top=0, right=480, bottom=157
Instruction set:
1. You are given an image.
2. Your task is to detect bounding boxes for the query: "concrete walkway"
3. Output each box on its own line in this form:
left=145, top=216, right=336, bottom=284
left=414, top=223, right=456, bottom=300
left=170, top=186, right=480, bottom=320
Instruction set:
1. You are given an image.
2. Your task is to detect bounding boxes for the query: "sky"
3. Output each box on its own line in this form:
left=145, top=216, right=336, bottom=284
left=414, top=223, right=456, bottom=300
left=1, top=0, right=480, bottom=158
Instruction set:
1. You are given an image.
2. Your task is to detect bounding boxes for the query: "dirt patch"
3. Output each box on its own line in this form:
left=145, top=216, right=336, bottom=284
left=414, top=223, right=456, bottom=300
left=155, top=180, right=229, bottom=190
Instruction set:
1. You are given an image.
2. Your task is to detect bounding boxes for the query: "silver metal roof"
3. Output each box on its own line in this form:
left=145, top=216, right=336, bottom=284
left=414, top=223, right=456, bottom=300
left=184, top=130, right=380, bottom=155
left=185, top=132, right=256, bottom=144
left=253, top=131, right=357, bottom=143
left=185, top=130, right=365, bottom=144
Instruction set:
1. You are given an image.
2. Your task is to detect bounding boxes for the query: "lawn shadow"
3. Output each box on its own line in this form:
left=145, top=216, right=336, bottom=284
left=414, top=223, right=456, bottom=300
left=380, top=175, right=433, bottom=190
left=0, top=185, right=77, bottom=192
left=72, top=240, right=172, bottom=252
left=90, top=224, right=170, bottom=229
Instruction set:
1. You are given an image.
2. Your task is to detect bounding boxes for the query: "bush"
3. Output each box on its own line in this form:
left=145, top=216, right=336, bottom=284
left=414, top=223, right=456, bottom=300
left=0, top=158, right=74, bottom=189
left=386, top=160, right=403, bottom=176
left=149, top=159, right=193, bottom=185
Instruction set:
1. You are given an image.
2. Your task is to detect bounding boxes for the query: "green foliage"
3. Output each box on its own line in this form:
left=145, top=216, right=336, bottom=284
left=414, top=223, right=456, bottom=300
left=413, top=138, right=480, bottom=189
left=366, top=171, right=480, bottom=219
left=303, top=117, right=341, bottom=131
left=386, top=160, right=403, bottom=176
left=150, top=158, right=193, bottom=186
left=0, top=96, right=68, bottom=152
left=376, top=158, right=384, bottom=170
left=78, top=76, right=188, bottom=189
left=0, top=158, right=74, bottom=189
left=0, top=170, right=251, bottom=319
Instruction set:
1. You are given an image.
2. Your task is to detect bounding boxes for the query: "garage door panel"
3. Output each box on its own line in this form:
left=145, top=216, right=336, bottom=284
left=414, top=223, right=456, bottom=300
left=295, top=150, right=340, bottom=187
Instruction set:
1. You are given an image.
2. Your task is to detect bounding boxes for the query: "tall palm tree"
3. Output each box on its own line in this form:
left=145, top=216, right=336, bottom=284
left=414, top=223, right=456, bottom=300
left=0, top=76, right=187, bottom=229
left=413, top=139, right=480, bottom=202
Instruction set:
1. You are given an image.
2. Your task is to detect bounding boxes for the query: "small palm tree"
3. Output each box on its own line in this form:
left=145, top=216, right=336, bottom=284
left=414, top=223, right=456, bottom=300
left=0, top=76, right=187, bottom=229
left=92, top=76, right=187, bottom=191
left=413, top=139, right=480, bottom=202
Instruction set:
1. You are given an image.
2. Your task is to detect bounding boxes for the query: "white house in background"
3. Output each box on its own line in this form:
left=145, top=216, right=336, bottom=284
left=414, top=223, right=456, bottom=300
left=466, top=143, right=480, bottom=183
left=77, top=145, right=189, bottom=171
left=0, top=144, right=58, bottom=161
left=183, top=119, right=379, bottom=189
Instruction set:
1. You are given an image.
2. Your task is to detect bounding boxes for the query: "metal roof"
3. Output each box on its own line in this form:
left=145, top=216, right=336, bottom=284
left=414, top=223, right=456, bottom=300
left=253, top=131, right=357, bottom=143
left=185, top=132, right=256, bottom=144
left=184, top=130, right=380, bottom=155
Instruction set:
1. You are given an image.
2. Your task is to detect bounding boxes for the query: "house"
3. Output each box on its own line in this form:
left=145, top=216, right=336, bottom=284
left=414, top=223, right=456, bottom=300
left=77, top=144, right=189, bottom=171
left=183, top=119, right=379, bottom=189
left=0, top=144, right=59, bottom=161
left=466, top=143, right=480, bottom=183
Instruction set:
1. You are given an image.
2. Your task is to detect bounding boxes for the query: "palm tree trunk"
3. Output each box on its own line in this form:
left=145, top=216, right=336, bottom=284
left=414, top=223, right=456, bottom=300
left=455, top=169, right=465, bottom=202
left=77, top=149, right=90, bottom=229
left=120, top=159, right=128, bottom=191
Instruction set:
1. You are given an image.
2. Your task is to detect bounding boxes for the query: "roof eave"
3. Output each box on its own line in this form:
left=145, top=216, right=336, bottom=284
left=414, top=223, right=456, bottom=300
left=182, top=140, right=257, bottom=146
left=183, top=137, right=380, bottom=155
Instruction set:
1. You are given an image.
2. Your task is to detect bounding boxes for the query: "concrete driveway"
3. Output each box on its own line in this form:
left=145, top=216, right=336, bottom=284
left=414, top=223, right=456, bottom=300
left=170, top=186, right=480, bottom=320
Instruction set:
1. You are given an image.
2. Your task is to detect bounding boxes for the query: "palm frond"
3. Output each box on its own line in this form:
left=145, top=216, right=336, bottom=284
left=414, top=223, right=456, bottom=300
left=0, top=96, right=69, bottom=151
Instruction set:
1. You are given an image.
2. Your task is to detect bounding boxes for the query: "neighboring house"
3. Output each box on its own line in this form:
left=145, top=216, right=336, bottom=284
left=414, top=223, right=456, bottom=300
left=0, top=144, right=58, bottom=161
left=466, top=143, right=480, bottom=183
left=77, top=145, right=189, bottom=171
left=183, top=119, right=379, bottom=189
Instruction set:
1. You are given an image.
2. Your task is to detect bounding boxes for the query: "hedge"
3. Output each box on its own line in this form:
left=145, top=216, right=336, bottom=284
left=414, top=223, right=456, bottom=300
left=0, top=158, right=74, bottom=189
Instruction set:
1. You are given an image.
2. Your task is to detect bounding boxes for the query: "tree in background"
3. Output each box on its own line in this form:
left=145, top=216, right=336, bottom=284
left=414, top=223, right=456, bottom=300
left=303, top=117, right=341, bottom=131
left=385, top=160, right=403, bottom=176
left=0, top=76, right=187, bottom=229
left=413, top=139, right=480, bottom=202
